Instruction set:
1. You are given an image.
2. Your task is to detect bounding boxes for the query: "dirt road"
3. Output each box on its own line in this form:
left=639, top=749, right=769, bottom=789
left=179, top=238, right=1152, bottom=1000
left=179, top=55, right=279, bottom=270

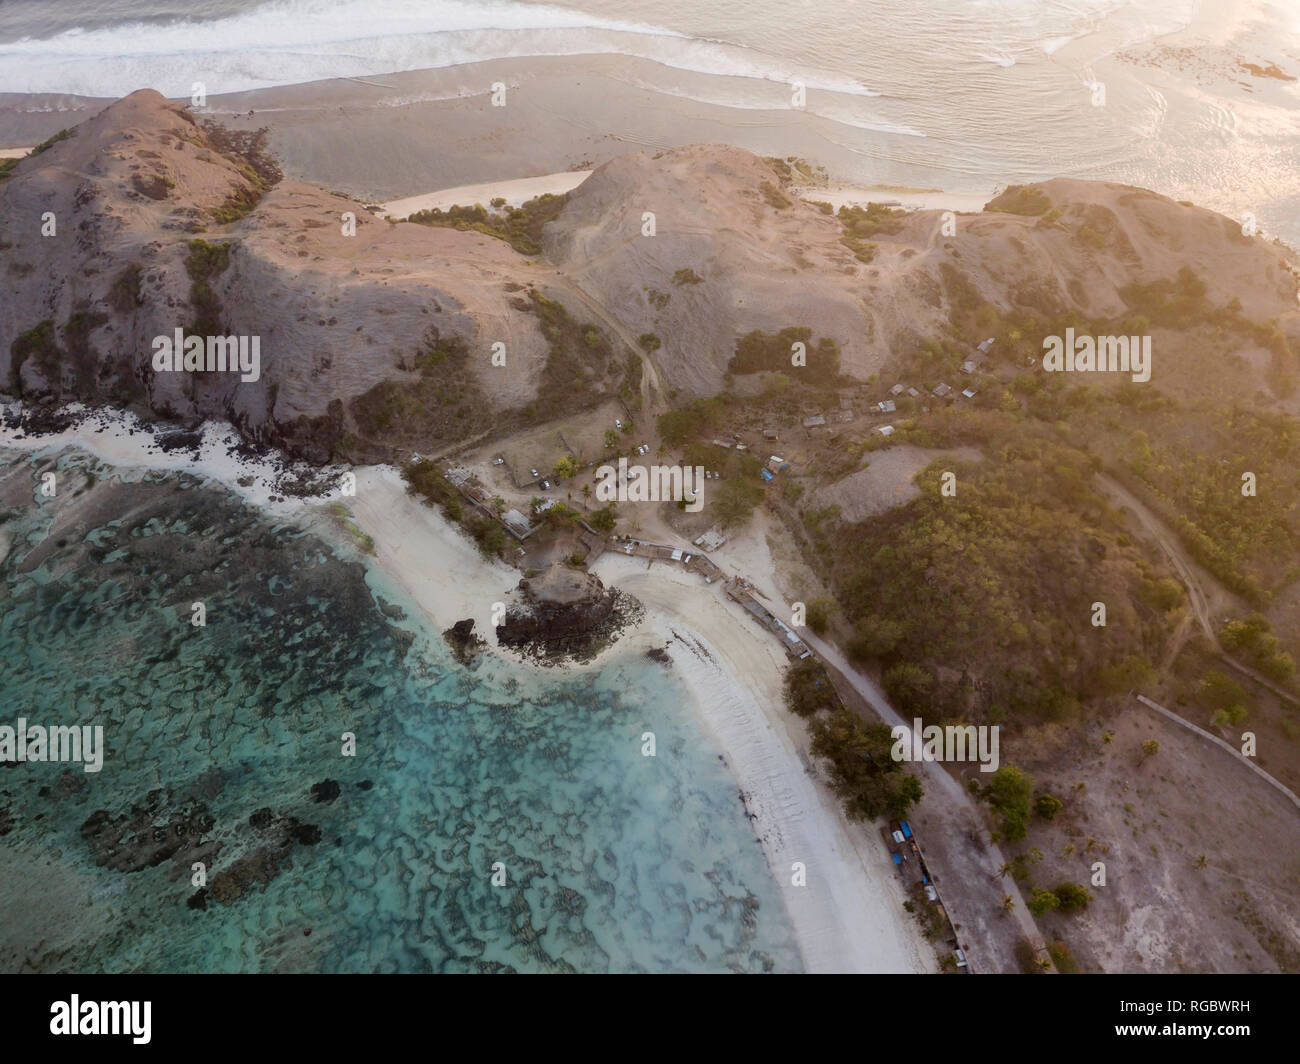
left=1099, top=472, right=1300, bottom=707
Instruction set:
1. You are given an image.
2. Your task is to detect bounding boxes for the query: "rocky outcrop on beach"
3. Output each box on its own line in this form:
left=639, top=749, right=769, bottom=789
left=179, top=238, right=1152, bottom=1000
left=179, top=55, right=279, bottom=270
left=443, top=617, right=486, bottom=666
left=495, top=565, right=642, bottom=662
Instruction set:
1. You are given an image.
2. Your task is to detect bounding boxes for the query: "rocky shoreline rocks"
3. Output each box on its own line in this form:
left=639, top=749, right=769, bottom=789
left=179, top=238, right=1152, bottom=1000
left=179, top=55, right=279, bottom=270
left=442, top=618, right=486, bottom=666
left=495, top=566, right=642, bottom=664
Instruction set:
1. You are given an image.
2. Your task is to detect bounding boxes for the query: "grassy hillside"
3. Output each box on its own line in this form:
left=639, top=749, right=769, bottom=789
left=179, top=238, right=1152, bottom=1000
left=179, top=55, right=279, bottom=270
left=674, top=266, right=1300, bottom=731
left=803, top=411, right=1181, bottom=726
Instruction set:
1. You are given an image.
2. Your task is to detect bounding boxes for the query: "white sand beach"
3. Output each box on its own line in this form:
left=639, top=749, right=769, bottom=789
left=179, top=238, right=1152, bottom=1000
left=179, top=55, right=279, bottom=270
left=381, top=170, right=593, bottom=219
left=589, top=554, right=932, bottom=973
left=794, top=183, right=993, bottom=214
left=378, top=171, right=985, bottom=225
left=345, top=463, right=520, bottom=631
left=0, top=407, right=933, bottom=973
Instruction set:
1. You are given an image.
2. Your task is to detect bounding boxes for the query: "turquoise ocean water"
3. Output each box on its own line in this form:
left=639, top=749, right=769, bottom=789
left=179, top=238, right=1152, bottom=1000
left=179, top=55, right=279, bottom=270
left=0, top=447, right=801, bottom=972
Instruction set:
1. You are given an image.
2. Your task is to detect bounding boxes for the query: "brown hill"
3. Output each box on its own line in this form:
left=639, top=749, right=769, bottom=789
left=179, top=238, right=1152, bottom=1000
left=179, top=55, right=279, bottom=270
left=0, top=90, right=558, bottom=461
left=4, top=91, right=1298, bottom=462
left=546, top=150, right=1300, bottom=395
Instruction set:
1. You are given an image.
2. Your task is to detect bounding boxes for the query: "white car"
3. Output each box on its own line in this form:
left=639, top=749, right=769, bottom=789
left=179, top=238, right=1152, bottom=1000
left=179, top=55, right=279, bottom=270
left=492, top=457, right=505, bottom=466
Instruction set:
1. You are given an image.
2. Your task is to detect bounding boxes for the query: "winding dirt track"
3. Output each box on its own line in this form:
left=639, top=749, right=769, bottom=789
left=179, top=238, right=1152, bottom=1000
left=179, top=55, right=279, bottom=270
left=1098, top=472, right=1300, bottom=707
left=550, top=271, right=665, bottom=417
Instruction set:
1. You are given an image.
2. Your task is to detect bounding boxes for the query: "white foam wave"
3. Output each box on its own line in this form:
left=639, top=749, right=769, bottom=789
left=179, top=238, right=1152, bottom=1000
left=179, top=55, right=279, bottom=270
left=607, top=69, right=920, bottom=137
left=0, top=0, right=879, bottom=102
left=1039, top=32, right=1086, bottom=56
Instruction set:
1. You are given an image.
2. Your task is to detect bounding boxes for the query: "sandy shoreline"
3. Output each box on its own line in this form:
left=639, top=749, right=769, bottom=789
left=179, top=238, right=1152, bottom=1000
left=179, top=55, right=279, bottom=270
left=381, top=171, right=593, bottom=219
left=0, top=54, right=986, bottom=203
left=793, top=184, right=992, bottom=214
left=589, top=555, right=930, bottom=973
left=0, top=407, right=930, bottom=973
left=4, top=41, right=1299, bottom=249
left=378, top=171, right=989, bottom=223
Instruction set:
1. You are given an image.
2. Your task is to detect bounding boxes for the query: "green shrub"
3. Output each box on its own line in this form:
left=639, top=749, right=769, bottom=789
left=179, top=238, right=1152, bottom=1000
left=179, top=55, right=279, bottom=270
left=805, top=598, right=832, bottom=635
left=108, top=264, right=144, bottom=314
left=401, top=461, right=462, bottom=522
left=986, top=184, right=1052, bottom=216
left=1219, top=614, right=1295, bottom=682
left=1053, top=882, right=1091, bottom=912
left=185, top=239, right=232, bottom=335
left=760, top=181, right=792, bottom=209
left=984, top=765, right=1035, bottom=841
left=407, top=192, right=567, bottom=255
left=644, top=287, right=670, bottom=310
left=588, top=506, right=617, bottom=532
left=1034, top=793, right=1063, bottom=820
left=1047, top=940, right=1081, bottom=972
left=9, top=320, right=60, bottom=395
left=784, top=658, right=835, bottom=717
left=729, top=325, right=841, bottom=385
left=810, top=708, right=924, bottom=821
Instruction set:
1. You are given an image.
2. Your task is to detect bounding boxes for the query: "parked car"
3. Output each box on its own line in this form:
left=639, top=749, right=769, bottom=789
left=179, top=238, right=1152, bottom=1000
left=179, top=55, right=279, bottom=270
left=539, top=479, right=551, bottom=491
left=529, top=468, right=540, bottom=478
left=492, top=457, right=505, bottom=466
